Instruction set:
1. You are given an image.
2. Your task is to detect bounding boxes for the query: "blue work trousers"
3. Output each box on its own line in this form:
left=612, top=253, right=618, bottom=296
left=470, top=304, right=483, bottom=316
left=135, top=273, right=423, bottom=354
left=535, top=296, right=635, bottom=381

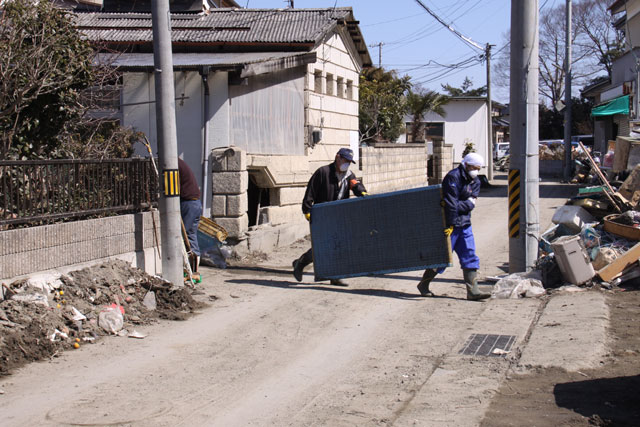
left=437, top=224, right=480, bottom=273
left=180, top=199, right=202, bottom=256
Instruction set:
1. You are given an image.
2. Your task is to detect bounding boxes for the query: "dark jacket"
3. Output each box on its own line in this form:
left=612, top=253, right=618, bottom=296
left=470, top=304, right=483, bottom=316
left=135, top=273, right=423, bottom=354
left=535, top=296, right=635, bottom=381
left=442, top=164, right=480, bottom=228
left=178, top=158, right=201, bottom=201
left=302, top=162, right=367, bottom=214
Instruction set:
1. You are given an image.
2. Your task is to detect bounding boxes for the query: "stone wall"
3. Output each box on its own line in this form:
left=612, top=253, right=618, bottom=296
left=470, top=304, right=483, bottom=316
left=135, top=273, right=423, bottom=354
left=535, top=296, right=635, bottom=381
left=211, top=146, right=249, bottom=238
left=0, top=211, right=160, bottom=282
left=360, top=144, right=429, bottom=193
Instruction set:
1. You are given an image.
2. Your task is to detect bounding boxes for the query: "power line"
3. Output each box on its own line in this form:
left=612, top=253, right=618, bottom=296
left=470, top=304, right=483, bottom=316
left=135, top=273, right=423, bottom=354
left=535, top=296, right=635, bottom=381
left=413, top=0, right=484, bottom=51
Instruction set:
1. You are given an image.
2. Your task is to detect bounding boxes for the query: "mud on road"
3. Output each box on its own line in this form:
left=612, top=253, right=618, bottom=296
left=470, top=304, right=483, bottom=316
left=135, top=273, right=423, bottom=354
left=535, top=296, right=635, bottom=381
left=482, top=285, right=640, bottom=427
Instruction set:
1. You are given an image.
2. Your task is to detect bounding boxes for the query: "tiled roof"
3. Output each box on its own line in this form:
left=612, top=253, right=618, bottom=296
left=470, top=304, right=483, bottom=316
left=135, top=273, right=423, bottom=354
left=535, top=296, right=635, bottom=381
left=74, top=8, right=354, bottom=45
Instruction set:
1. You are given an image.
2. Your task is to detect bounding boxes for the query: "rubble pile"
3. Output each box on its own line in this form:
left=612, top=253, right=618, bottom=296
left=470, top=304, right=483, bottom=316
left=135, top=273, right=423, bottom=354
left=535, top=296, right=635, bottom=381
left=529, top=163, right=640, bottom=294
left=539, top=143, right=565, bottom=160
left=0, top=260, right=204, bottom=375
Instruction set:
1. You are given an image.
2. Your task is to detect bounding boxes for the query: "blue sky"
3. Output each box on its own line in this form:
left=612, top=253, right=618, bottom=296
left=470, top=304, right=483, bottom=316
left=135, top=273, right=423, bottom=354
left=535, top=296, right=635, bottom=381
left=243, top=0, right=562, bottom=102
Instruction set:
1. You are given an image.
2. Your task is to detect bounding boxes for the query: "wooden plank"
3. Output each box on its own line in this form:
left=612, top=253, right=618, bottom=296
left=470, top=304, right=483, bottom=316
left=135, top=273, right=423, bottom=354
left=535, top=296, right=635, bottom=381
left=597, top=242, right=640, bottom=282
left=578, top=140, right=622, bottom=213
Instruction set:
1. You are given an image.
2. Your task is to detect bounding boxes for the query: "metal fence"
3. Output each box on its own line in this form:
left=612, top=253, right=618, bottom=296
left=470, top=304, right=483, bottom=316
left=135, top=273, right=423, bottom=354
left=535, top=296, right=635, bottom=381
left=0, top=159, right=158, bottom=227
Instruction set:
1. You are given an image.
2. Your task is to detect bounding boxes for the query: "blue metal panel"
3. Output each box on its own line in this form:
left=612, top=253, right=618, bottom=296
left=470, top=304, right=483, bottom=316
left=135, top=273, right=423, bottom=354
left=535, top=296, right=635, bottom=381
left=310, top=185, right=452, bottom=280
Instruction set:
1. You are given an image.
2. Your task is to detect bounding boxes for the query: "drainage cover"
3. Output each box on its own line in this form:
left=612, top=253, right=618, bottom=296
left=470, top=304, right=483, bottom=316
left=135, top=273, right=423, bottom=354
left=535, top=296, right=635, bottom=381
left=459, top=334, right=516, bottom=357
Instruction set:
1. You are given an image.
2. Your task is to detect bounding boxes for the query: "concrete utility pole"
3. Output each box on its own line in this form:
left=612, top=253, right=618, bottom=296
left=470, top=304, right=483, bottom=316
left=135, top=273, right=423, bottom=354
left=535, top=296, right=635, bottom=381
left=563, top=0, right=573, bottom=181
left=369, top=42, right=384, bottom=68
left=152, top=0, right=183, bottom=287
left=486, top=43, right=494, bottom=180
left=509, top=0, right=540, bottom=273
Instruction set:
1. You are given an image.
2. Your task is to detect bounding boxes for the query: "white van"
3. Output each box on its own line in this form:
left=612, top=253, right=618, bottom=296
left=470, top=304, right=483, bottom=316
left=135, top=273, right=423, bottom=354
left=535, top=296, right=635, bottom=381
left=493, top=142, right=509, bottom=160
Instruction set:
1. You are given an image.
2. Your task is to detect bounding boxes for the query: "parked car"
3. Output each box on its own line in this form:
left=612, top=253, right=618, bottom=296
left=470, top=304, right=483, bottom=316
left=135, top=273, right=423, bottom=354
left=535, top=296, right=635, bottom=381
left=493, top=142, right=510, bottom=160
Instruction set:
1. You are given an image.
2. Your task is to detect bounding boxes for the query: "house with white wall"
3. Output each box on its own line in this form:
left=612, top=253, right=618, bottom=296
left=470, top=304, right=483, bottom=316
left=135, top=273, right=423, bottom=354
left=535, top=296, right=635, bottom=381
left=75, top=6, right=372, bottom=241
left=403, top=97, right=490, bottom=174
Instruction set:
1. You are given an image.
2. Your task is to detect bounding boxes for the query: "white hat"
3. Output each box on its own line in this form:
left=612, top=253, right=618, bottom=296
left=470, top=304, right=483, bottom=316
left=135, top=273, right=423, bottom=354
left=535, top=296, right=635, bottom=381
left=462, top=152, right=484, bottom=167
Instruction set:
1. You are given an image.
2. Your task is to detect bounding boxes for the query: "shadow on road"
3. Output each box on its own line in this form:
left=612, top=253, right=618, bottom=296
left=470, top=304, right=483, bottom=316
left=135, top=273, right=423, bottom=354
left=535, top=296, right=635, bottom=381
left=227, top=266, right=472, bottom=286
left=554, top=374, right=640, bottom=426
left=224, top=278, right=464, bottom=301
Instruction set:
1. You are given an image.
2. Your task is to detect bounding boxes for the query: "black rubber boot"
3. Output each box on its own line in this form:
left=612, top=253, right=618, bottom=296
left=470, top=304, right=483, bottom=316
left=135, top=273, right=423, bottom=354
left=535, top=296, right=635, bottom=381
left=463, top=269, right=491, bottom=301
left=292, top=258, right=305, bottom=282
left=417, top=269, right=437, bottom=297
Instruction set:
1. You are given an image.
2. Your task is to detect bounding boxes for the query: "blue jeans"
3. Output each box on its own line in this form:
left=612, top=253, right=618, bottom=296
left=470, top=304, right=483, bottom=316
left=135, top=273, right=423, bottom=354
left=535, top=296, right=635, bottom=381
left=437, top=224, right=480, bottom=273
left=180, top=199, right=202, bottom=256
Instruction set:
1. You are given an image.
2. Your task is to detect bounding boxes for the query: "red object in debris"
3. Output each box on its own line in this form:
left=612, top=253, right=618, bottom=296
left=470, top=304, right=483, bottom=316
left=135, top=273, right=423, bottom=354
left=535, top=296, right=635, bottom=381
left=109, top=303, right=125, bottom=315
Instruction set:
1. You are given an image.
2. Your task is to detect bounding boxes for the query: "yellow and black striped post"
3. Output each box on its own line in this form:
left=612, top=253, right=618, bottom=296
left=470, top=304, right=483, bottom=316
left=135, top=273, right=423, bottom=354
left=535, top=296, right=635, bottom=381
left=508, top=169, right=520, bottom=238
left=163, top=169, right=180, bottom=197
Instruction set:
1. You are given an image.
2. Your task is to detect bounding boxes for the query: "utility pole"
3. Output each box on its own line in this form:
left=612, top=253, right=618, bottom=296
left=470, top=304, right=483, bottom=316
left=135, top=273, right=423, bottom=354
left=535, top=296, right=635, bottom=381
left=563, top=0, right=573, bottom=181
left=509, top=0, right=540, bottom=273
left=369, top=42, right=384, bottom=68
left=152, top=0, right=183, bottom=287
left=486, top=43, right=494, bottom=180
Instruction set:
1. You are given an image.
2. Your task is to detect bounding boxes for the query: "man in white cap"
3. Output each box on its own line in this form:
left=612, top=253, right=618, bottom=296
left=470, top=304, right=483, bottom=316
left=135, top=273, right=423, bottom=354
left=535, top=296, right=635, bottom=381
left=417, top=152, right=490, bottom=301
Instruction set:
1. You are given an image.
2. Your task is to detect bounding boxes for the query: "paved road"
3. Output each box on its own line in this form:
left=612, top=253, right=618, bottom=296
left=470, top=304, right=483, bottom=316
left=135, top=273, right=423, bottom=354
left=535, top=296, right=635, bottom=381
left=2, top=175, right=604, bottom=426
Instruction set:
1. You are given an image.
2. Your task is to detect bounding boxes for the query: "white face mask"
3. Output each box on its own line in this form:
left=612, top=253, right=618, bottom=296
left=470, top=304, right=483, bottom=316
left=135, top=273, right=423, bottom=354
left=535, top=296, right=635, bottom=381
left=339, top=162, right=350, bottom=172
left=468, top=169, right=479, bottom=179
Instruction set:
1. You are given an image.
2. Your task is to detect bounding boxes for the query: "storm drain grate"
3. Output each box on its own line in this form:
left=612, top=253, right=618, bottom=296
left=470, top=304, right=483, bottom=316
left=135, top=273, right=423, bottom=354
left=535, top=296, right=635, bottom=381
left=459, top=334, right=516, bottom=357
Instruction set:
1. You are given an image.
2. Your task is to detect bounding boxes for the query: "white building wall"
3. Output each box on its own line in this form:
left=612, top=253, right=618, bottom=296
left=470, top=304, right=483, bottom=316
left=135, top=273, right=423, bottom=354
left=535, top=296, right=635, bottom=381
left=422, top=100, right=489, bottom=167
left=306, top=32, right=361, bottom=173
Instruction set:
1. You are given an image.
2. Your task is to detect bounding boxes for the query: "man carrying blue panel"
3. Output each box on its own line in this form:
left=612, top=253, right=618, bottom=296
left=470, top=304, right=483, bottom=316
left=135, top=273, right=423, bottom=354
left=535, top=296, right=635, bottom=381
left=292, top=148, right=368, bottom=286
left=417, top=153, right=490, bottom=301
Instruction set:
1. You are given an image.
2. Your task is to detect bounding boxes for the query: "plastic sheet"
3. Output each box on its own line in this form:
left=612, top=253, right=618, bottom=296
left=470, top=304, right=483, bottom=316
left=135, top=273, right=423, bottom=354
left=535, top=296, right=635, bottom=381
left=491, top=273, right=546, bottom=299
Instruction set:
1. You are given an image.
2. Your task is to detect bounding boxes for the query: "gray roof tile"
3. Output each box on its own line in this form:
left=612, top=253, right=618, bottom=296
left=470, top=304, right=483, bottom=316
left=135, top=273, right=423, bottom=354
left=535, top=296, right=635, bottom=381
left=75, top=8, right=353, bottom=45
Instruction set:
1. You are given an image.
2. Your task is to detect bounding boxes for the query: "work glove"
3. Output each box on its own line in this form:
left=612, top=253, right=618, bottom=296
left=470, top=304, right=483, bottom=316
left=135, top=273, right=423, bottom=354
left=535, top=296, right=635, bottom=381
left=304, top=212, right=311, bottom=222
left=444, top=226, right=453, bottom=237
left=361, top=192, right=369, bottom=197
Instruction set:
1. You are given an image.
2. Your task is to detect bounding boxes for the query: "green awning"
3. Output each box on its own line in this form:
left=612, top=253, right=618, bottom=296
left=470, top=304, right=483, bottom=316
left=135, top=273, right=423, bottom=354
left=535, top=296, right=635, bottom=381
left=591, top=95, right=630, bottom=117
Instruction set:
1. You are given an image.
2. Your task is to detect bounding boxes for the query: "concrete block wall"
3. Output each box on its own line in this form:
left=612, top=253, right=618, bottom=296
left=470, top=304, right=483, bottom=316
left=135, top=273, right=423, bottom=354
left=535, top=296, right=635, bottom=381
left=360, top=144, right=429, bottom=193
left=211, top=146, right=249, bottom=238
left=0, top=211, right=160, bottom=282
left=430, top=141, right=454, bottom=184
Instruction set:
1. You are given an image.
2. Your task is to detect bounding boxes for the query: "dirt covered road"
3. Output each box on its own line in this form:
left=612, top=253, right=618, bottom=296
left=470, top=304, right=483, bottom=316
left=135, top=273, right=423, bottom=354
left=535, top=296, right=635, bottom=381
left=2, top=175, right=614, bottom=426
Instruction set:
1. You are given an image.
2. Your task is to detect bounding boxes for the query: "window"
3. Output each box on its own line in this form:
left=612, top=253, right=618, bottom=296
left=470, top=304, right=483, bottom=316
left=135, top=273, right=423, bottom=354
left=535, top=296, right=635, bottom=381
left=346, top=80, right=353, bottom=100
left=337, top=77, right=345, bottom=98
left=314, top=70, right=323, bottom=93
left=326, top=73, right=334, bottom=96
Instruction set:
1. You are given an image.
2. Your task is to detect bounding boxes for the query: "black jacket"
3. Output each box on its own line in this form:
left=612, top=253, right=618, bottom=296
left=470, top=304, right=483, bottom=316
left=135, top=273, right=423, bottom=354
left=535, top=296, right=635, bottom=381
left=442, top=164, right=480, bottom=228
left=302, top=162, right=367, bottom=214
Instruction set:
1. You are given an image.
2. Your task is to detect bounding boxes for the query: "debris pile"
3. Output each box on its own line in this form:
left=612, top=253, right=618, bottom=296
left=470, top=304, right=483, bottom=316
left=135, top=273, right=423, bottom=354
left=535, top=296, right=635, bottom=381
left=0, top=260, right=204, bottom=375
left=530, top=152, right=640, bottom=294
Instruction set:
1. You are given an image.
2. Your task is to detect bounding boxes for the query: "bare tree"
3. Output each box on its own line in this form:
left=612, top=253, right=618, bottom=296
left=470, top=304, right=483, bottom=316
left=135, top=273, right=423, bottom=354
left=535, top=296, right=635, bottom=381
left=493, top=0, right=619, bottom=108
